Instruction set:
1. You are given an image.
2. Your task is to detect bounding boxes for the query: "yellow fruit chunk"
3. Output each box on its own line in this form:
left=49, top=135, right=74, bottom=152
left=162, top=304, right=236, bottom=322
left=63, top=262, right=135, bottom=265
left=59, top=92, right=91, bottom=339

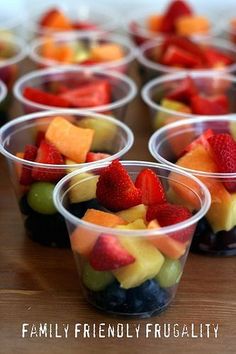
left=116, top=204, right=147, bottom=223
left=207, top=193, right=236, bottom=232
left=116, top=219, right=146, bottom=230
left=91, top=43, right=125, bottom=62
left=176, top=16, right=210, bottom=36
left=46, top=116, right=94, bottom=163
left=113, top=236, right=164, bottom=289
left=68, top=172, right=99, bottom=203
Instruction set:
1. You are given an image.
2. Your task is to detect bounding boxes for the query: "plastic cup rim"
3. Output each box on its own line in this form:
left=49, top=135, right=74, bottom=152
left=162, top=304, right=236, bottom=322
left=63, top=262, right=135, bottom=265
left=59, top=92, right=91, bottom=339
left=0, top=80, right=7, bottom=103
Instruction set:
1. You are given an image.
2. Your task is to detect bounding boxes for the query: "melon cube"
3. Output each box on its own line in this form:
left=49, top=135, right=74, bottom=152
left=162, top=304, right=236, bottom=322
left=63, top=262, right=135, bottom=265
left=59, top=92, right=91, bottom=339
left=116, top=204, right=147, bottom=223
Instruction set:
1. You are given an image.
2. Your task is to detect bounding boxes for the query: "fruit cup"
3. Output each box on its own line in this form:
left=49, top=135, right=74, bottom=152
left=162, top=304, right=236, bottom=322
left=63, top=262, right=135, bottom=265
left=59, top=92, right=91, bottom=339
left=149, top=116, right=236, bottom=256
left=13, top=66, right=137, bottom=120
left=0, top=80, right=7, bottom=126
left=27, top=2, right=119, bottom=39
left=137, top=38, right=236, bottom=83
left=53, top=160, right=210, bottom=317
left=142, top=71, right=236, bottom=131
left=0, top=110, right=134, bottom=248
left=29, top=32, right=136, bottom=74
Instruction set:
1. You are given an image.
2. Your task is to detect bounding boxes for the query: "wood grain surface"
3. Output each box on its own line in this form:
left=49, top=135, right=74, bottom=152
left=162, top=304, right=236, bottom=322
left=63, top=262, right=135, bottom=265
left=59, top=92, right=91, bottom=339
left=0, top=62, right=236, bottom=354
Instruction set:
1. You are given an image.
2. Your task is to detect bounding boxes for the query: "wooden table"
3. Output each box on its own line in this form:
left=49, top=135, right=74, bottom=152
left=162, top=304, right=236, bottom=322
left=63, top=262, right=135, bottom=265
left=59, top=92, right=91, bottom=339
left=0, top=67, right=236, bottom=354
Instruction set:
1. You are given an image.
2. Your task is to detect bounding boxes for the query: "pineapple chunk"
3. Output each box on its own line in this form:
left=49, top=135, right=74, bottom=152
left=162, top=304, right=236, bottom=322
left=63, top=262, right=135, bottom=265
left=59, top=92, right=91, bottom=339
left=69, top=172, right=99, bottom=203
left=116, top=204, right=147, bottom=223
left=115, top=219, right=146, bottom=230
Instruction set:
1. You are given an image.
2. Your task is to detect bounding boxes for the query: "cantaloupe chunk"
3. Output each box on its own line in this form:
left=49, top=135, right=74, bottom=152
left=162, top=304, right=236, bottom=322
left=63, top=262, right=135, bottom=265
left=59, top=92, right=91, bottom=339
left=45, top=116, right=94, bottom=163
left=116, top=204, right=147, bottom=223
left=147, top=220, right=187, bottom=260
left=56, top=44, right=74, bottom=63
left=90, top=43, right=125, bottom=62
left=113, top=236, right=164, bottom=289
left=147, top=14, right=163, bottom=32
left=176, top=16, right=210, bottom=36
left=70, top=209, right=126, bottom=256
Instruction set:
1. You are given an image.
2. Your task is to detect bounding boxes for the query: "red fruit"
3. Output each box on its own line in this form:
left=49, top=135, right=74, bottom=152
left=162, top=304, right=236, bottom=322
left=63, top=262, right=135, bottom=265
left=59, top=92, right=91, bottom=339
left=160, top=0, right=193, bottom=33
left=161, top=45, right=201, bottom=68
left=59, top=80, right=111, bottom=108
left=35, top=131, right=46, bottom=147
left=166, top=76, right=198, bottom=104
left=32, top=140, right=65, bottom=182
left=72, top=21, right=97, bottom=31
left=207, top=133, right=236, bottom=192
left=23, top=87, right=70, bottom=108
left=19, top=145, right=38, bottom=185
left=135, top=168, right=166, bottom=206
left=191, top=94, right=229, bottom=115
left=204, top=48, right=234, bottom=68
left=129, top=21, right=146, bottom=46
left=89, top=234, right=135, bottom=271
left=146, top=203, right=194, bottom=242
left=181, top=129, right=214, bottom=156
left=96, top=160, right=142, bottom=211
left=86, top=152, right=111, bottom=163
left=162, top=36, right=205, bottom=61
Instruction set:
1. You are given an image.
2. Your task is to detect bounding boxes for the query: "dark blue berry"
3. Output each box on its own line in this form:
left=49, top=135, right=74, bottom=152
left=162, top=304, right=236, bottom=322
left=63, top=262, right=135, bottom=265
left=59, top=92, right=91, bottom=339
left=101, top=281, right=127, bottom=312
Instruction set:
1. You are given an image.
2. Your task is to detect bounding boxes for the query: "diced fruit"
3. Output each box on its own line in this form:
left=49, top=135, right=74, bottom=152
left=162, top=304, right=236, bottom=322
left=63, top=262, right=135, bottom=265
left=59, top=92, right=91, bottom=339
left=70, top=209, right=125, bottom=257
left=59, top=80, right=111, bottom=108
left=82, top=261, right=114, bottom=291
left=45, top=116, right=94, bottom=163
left=162, top=36, right=205, bottom=61
left=90, top=44, right=125, bottom=62
left=230, top=121, right=236, bottom=140
left=116, top=204, right=147, bottom=223
left=27, top=182, right=57, bottom=215
left=147, top=220, right=187, bottom=259
left=32, top=139, right=65, bottom=182
left=39, top=8, right=72, bottom=31
left=166, top=76, right=198, bottom=104
left=204, top=48, right=234, bottom=68
left=19, top=144, right=38, bottom=185
left=161, top=45, right=201, bottom=68
left=89, top=234, right=135, bottom=271
left=155, top=98, right=191, bottom=128
left=86, top=152, right=111, bottom=163
left=181, top=128, right=214, bottom=156
left=72, top=21, right=97, bottom=31
left=135, top=168, right=166, bottom=206
left=160, top=0, right=193, bottom=33
left=155, top=258, right=182, bottom=288
left=68, top=199, right=106, bottom=219
left=68, top=172, right=99, bottom=203
left=96, top=160, right=142, bottom=212
left=113, top=236, right=164, bottom=289
left=147, top=14, right=163, bottom=32
left=176, top=15, right=210, bottom=36
left=116, top=219, right=146, bottom=230
left=77, top=117, right=117, bottom=152
left=146, top=202, right=193, bottom=243
left=35, top=131, right=45, bottom=147
left=23, top=87, right=70, bottom=108
left=191, top=94, right=229, bottom=115
left=207, top=133, right=236, bottom=192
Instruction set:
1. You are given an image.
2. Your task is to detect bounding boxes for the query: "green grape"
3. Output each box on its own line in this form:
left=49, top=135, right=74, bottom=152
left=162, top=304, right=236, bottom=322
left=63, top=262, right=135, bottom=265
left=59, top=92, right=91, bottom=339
left=27, top=182, right=57, bottom=215
left=82, top=262, right=114, bottom=291
left=155, top=258, right=182, bottom=288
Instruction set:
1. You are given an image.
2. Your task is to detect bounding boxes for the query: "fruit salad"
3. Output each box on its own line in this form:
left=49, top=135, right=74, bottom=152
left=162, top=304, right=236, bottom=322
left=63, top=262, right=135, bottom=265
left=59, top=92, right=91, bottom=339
left=0, top=111, right=133, bottom=247
left=54, top=160, right=210, bottom=316
left=128, top=0, right=213, bottom=46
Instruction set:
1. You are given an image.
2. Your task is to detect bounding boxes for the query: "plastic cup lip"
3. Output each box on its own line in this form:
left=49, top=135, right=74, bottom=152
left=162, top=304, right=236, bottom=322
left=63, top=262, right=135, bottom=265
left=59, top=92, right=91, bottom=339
left=0, top=80, right=7, bottom=103
left=137, top=38, right=236, bottom=74
left=149, top=115, right=236, bottom=179
left=142, top=70, right=236, bottom=118
left=28, top=2, right=119, bottom=37
left=53, top=160, right=211, bottom=237
left=0, top=109, right=134, bottom=169
left=13, top=65, right=138, bottom=113
left=0, top=35, right=28, bottom=69
left=29, top=32, right=137, bottom=70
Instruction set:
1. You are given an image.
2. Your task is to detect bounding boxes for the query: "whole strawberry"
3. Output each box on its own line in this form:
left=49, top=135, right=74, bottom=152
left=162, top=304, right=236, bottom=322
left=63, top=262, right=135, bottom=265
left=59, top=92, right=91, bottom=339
left=207, top=133, right=236, bottom=192
left=96, top=160, right=142, bottom=211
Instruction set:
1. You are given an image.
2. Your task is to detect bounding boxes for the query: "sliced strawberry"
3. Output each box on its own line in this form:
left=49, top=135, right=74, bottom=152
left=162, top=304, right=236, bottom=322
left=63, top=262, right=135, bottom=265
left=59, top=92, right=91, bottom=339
left=72, top=21, right=97, bottom=31
left=19, top=145, right=38, bottom=185
left=32, top=140, right=65, bottom=182
left=191, top=94, right=230, bottom=115
left=89, top=234, right=135, bottom=271
left=135, top=168, right=166, bottom=206
left=146, top=202, right=194, bottom=242
left=35, top=131, right=46, bottom=147
left=204, top=48, right=235, bottom=68
left=181, top=129, right=214, bottom=156
left=80, top=59, right=98, bottom=66
left=162, top=36, right=205, bottom=61
left=207, top=133, right=236, bottom=192
left=166, top=76, right=198, bottom=104
left=161, top=45, right=201, bottom=68
left=86, top=152, right=111, bottom=163
left=59, top=80, right=111, bottom=108
left=160, top=0, right=193, bottom=33
left=23, top=87, right=70, bottom=108
left=96, top=160, right=142, bottom=211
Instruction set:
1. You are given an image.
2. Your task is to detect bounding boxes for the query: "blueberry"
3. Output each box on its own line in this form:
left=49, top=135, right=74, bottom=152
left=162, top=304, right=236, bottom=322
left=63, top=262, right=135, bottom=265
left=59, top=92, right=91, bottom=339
left=191, top=218, right=217, bottom=252
left=68, top=199, right=107, bottom=219
left=102, top=281, right=127, bottom=312
left=216, top=228, right=236, bottom=255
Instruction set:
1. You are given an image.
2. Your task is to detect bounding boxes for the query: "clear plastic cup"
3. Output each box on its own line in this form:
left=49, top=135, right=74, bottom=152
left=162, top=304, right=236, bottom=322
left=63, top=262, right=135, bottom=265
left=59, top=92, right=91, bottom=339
left=0, top=79, right=7, bottom=126
left=0, top=110, right=134, bottom=248
left=149, top=116, right=236, bottom=256
left=13, top=66, right=137, bottom=120
left=53, top=160, right=210, bottom=317
left=27, top=1, right=119, bottom=39
left=142, top=71, right=236, bottom=131
left=29, top=32, right=136, bottom=74
left=137, top=38, right=236, bottom=83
